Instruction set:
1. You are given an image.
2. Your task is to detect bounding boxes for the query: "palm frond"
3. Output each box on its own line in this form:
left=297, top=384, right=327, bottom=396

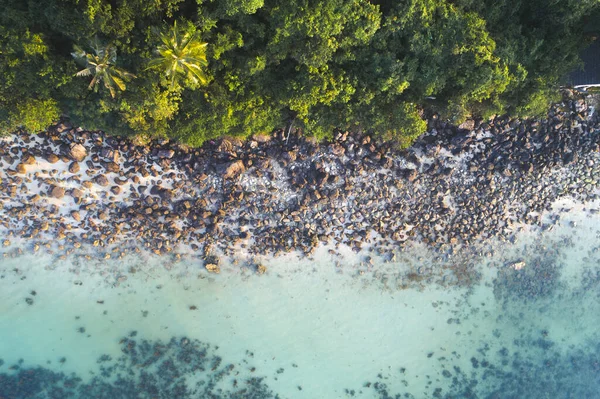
left=75, top=67, right=92, bottom=77
left=71, top=45, right=88, bottom=64
left=72, top=39, right=135, bottom=97
left=148, top=21, right=209, bottom=89
left=111, top=75, right=126, bottom=92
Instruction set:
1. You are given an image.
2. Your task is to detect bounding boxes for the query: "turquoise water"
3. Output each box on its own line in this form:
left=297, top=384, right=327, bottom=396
left=1, top=202, right=600, bottom=398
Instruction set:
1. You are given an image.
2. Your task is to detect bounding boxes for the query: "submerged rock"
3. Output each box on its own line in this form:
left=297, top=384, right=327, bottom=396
left=256, top=264, right=267, bottom=275
left=205, top=263, right=220, bottom=274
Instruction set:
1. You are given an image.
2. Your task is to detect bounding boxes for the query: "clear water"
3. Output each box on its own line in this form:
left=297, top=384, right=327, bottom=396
left=1, top=201, right=600, bottom=398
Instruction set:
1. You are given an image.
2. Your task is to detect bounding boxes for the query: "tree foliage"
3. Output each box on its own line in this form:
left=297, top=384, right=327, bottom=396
left=0, top=0, right=598, bottom=144
left=72, top=40, right=136, bottom=98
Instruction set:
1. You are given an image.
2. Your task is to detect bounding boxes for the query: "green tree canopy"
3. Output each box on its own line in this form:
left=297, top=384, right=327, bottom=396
left=0, top=0, right=598, bottom=144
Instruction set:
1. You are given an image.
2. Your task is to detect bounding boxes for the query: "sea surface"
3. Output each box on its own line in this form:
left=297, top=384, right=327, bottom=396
left=1, top=199, right=600, bottom=398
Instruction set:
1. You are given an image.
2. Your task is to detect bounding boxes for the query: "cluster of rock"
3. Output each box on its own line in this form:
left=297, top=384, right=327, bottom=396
left=0, top=94, right=599, bottom=263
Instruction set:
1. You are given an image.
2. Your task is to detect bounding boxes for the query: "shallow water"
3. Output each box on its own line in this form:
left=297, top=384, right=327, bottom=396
left=1, top=200, right=600, bottom=398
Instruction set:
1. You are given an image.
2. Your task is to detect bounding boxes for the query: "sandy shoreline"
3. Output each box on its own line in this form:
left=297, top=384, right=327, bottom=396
left=0, top=95, right=599, bottom=279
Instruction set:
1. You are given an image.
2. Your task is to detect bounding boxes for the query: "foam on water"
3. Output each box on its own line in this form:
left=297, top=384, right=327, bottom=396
left=1, top=199, right=600, bottom=398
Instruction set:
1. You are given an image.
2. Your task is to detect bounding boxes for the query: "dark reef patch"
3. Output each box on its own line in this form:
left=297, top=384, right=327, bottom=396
left=493, top=253, right=564, bottom=303
left=0, top=337, right=277, bottom=399
left=359, top=338, right=600, bottom=399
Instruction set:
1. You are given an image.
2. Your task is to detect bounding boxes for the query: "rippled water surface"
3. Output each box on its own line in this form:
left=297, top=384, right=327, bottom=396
left=1, top=201, right=600, bottom=398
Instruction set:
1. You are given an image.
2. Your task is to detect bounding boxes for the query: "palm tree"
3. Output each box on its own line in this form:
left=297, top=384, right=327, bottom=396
left=147, top=21, right=208, bottom=89
left=72, top=40, right=136, bottom=98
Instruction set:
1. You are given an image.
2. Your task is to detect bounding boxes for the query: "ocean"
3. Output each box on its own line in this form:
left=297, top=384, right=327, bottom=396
left=1, top=198, right=600, bottom=398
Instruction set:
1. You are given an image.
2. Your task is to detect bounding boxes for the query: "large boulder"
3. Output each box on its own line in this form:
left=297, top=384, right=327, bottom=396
left=205, top=263, right=220, bottom=274
left=217, top=160, right=245, bottom=179
left=100, top=148, right=119, bottom=162
left=159, top=188, right=174, bottom=201
left=104, top=161, right=120, bottom=173
left=150, top=185, right=174, bottom=201
left=21, top=153, right=36, bottom=165
left=68, top=162, right=80, bottom=173
left=458, top=119, right=476, bottom=131
left=50, top=185, right=65, bottom=199
left=329, top=144, right=345, bottom=156
left=71, top=210, right=81, bottom=221
left=95, top=174, right=109, bottom=186
left=157, top=149, right=175, bottom=159
left=70, top=188, right=84, bottom=199
left=45, top=153, right=59, bottom=164
left=68, top=143, right=87, bottom=162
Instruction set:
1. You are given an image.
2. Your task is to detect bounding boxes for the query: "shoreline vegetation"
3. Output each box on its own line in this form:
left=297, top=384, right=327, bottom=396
left=2, top=0, right=599, bottom=147
left=1, top=91, right=599, bottom=281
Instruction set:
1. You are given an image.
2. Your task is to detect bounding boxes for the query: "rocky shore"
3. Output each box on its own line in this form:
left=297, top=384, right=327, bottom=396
left=1, top=94, right=599, bottom=269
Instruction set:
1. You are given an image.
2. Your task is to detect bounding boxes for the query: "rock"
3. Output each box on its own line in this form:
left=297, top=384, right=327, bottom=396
left=159, top=188, right=174, bottom=201
left=509, top=260, right=526, bottom=270
left=205, top=263, right=220, bottom=274
left=104, top=162, right=120, bottom=173
left=50, top=185, right=65, bottom=199
left=71, top=210, right=81, bottom=221
left=458, top=119, right=475, bottom=131
left=68, top=143, right=87, bottom=162
left=16, top=163, right=26, bottom=174
left=70, top=188, right=84, bottom=199
left=22, top=154, right=36, bottom=165
left=100, top=148, right=119, bottom=162
left=281, top=151, right=295, bottom=164
left=45, top=153, right=59, bottom=163
left=56, top=121, right=72, bottom=132
left=95, top=174, right=109, bottom=186
left=256, top=264, right=267, bottom=275
left=217, top=160, right=245, bottom=179
left=69, top=162, right=80, bottom=173
left=114, top=177, right=127, bottom=185
left=405, top=169, right=418, bottom=182
left=329, top=144, right=345, bottom=156
left=252, top=134, right=271, bottom=143
left=110, top=186, right=121, bottom=195
left=158, top=149, right=175, bottom=159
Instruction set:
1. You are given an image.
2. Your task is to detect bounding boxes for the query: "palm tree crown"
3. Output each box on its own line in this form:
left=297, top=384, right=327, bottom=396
left=148, top=21, right=208, bottom=89
left=72, top=40, right=136, bottom=98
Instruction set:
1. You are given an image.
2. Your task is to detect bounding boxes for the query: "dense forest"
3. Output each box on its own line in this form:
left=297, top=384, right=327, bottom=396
left=1, top=0, right=599, bottom=147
